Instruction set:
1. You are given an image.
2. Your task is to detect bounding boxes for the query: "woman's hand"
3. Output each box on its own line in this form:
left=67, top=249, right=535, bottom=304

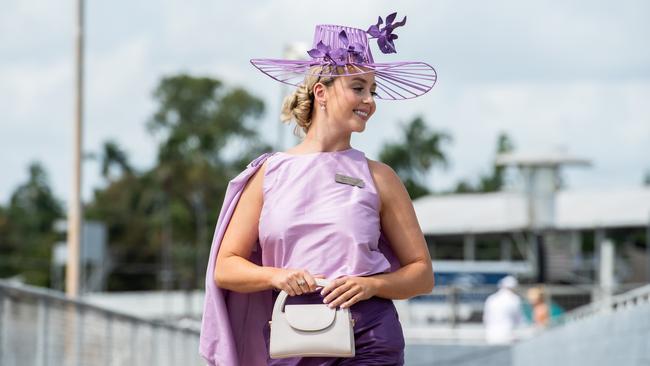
left=269, top=268, right=325, bottom=296
left=320, top=276, right=378, bottom=309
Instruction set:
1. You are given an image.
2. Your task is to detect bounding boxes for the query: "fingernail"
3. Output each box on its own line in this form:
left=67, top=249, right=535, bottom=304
left=323, top=298, right=329, bottom=304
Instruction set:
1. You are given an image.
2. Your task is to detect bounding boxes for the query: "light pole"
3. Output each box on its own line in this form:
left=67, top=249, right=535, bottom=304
left=66, top=0, right=84, bottom=298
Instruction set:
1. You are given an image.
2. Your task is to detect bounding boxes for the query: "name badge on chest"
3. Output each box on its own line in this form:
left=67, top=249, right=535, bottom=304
left=335, top=173, right=365, bottom=188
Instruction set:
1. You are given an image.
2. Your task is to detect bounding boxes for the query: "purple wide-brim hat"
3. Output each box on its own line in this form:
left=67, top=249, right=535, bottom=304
left=250, top=18, right=437, bottom=100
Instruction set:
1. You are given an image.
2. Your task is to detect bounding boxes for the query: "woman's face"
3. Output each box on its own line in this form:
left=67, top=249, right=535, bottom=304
left=323, top=72, right=377, bottom=133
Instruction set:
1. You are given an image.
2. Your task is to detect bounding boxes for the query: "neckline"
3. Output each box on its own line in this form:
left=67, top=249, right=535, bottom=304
left=276, top=147, right=356, bottom=157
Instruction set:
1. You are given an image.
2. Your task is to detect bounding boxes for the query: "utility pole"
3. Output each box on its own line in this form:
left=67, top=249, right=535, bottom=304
left=66, top=0, right=84, bottom=298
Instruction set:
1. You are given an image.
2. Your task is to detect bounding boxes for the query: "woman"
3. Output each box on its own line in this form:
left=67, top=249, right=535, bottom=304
left=200, top=14, right=437, bottom=366
left=527, top=286, right=550, bottom=327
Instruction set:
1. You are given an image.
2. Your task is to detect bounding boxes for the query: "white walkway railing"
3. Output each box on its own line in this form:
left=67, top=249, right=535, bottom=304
left=0, top=280, right=202, bottom=366
left=559, top=283, right=650, bottom=324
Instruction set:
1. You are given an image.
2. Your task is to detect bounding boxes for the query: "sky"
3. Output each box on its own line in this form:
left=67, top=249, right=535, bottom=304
left=1, top=0, right=649, bottom=206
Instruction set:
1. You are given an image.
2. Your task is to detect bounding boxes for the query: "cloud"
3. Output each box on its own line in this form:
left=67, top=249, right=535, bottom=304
left=423, top=81, right=650, bottom=190
left=0, top=1, right=72, bottom=55
left=1, top=0, right=649, bottom=205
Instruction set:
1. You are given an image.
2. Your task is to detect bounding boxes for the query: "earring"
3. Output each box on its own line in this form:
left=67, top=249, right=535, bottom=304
left=320, top=104, right=326, bottom=111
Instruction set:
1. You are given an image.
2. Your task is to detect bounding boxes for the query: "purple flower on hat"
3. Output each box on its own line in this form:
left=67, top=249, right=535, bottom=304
left=307, top=42, right=333, bottom=60
left=307, top=41, right=345, bottom=66
left=367, top=12, right=407, bottom=54
left=307, top=30, right=366, bottom=66
left=338, top=30, right=366, bottom=63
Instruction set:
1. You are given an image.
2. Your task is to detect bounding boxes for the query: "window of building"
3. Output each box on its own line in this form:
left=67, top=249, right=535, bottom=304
left=425, top=235, right=464, bottom=260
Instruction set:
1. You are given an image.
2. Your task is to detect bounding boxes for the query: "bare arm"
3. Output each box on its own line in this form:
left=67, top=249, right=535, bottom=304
left=214, top=161, right=322, bottom=295
left=322, top=160, right=434, bottom=307
left=365, top=159, right=435, bottom=299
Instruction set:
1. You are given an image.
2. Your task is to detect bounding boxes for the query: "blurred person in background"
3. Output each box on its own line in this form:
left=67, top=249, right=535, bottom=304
left=483, top=275, right=524, bottom=344
left=527, top=286, right=550, bottom=327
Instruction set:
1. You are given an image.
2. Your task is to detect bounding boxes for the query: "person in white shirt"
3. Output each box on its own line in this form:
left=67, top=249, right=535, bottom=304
left=483, top=275, right=523, bottom=344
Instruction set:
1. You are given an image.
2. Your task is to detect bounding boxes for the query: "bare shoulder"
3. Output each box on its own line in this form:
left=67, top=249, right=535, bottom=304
left=366, top=159, right=410, bottom=212
left=217, top=159, right=268, bottom=260
left=240, top=159, right=269, bottom=202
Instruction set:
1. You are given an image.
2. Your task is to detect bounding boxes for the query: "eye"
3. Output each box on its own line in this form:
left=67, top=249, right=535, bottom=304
left=352, top=86, right=377, bottom=98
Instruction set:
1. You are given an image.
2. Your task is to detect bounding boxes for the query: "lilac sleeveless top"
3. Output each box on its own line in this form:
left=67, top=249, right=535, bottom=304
left=258, top=147, right=391, bottom=279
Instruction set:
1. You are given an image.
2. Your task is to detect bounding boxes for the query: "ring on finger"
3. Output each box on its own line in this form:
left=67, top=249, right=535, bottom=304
left=297, top=279, right=306, bottom=286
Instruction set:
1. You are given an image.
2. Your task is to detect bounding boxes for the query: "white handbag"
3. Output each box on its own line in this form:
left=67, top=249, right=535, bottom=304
left=269, top=278, right=356, bottom=359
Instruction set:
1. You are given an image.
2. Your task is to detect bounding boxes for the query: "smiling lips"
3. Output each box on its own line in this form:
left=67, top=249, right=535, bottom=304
left=353, top=109, right=369, bottom=120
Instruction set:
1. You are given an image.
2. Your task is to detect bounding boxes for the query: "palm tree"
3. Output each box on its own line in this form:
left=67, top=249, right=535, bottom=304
left=100, top=140, right=133, bottom=181
left=452, top=132, right=515, bottom=193
left=478, top=132, right=514, bottom=192
left=379, top=117, right=451, bottom=199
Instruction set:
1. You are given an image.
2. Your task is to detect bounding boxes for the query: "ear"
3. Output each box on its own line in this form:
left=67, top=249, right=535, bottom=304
left=313, top=82, right=327, bottom=106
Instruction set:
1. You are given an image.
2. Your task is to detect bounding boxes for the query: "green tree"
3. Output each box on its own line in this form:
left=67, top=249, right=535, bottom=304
left=0, top=163, right=63, bottom=285
left=148, top=75, right=266, bottom=166
left=148, top=75, right=270, bottom=289
left=86, top=74, right=270, bottom=291
left=0, top=204, right=11, bottom=278
left=477, top=132, right=514, bottom=192
left=100, top=140, right=133, bottom=180
left=379, top=117, right=451, bottom=200
left=452, top=180, right=475, bottom=194
left=453, top=132, right=515, bottom=193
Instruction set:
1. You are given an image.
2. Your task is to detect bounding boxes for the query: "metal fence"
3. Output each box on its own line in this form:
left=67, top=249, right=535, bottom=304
left=513, top=283, right=650, bottom=366
left=0, top=281, right=203, bottom=366
left=558, top=282, right=650, bottom=324
left=403, top=283, right=650, bottom=366
left=405, top=284, right=598, bottom=326
left=398, top=283, right=648, bottom=344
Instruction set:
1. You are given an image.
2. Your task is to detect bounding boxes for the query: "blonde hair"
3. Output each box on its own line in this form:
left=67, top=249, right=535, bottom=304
left=527, top=287, right=546, bottom=304
left=280, top=66, right=337, bottom=137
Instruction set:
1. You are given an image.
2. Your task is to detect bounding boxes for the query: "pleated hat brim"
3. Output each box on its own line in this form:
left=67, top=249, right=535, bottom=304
left=250, top=58, right=437, bottom=100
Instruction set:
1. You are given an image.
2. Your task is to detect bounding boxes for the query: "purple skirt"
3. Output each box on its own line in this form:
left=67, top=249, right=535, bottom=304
left=263, top=292, right=405, bottom=366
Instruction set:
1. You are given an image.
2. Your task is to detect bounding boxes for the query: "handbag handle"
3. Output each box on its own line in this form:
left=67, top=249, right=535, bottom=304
left=272, top=278, right=330, bottom=316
